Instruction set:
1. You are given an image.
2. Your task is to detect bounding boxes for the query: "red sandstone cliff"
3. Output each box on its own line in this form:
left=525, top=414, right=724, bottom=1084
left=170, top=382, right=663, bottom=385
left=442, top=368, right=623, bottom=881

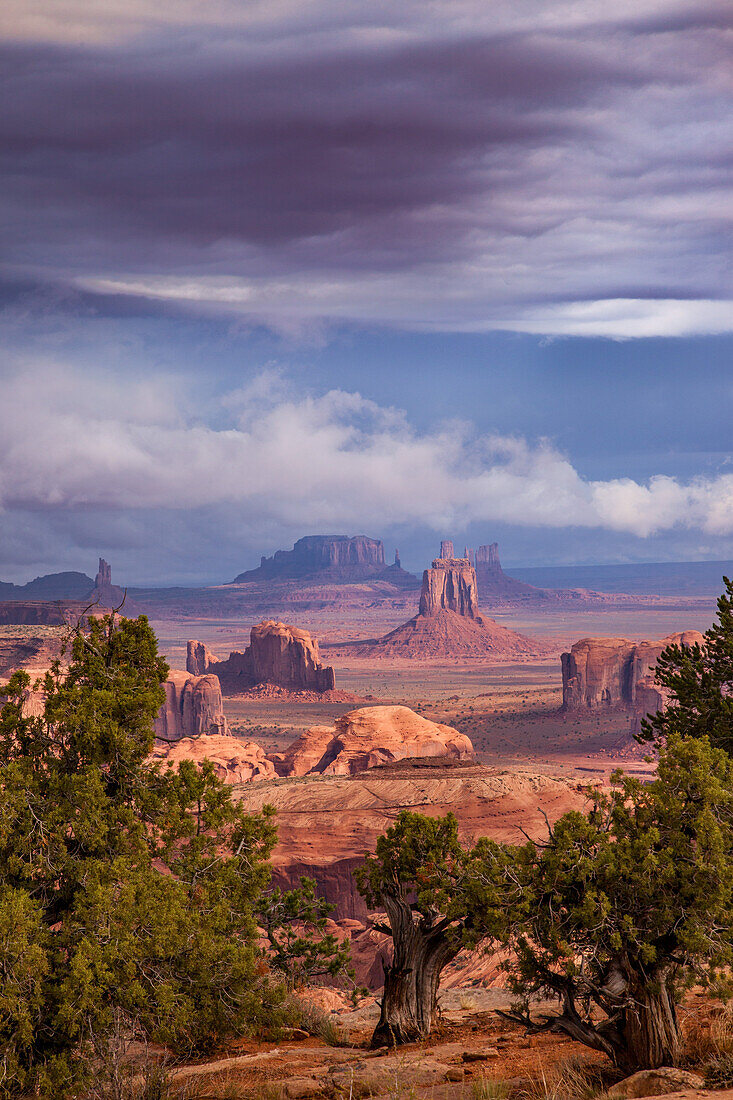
left=419, top=556, right=479, bottom=618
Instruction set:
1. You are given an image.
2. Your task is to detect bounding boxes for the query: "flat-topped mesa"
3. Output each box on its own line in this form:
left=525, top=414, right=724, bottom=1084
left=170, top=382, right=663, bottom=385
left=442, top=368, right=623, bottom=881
left=419, top=552, right=479, bottom=619
left=561, top=630, right=704, bottom=711
left=233, top=534, right=386, bottom=582
left=187, top=620, right=335, bottom=694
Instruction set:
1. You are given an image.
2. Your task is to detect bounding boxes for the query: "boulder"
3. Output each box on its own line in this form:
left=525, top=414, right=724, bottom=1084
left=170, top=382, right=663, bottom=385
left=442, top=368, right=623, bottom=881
left=154, top=670, right=228, bottom=741
left=607, top=1068, right=704, bottom=1099
left=153, top=734, right=275, bottom=784
left=187, top=621, right=335, bottom=694
left=272, top=705, right=474, bottom=778
left=562, top=631, right=705, bottom=711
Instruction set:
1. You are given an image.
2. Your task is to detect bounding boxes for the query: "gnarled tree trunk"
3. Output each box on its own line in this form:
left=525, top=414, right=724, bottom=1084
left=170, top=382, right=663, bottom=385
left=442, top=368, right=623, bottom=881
left=370, top=894, right=460, bottom=1048
left=620, top=975, right=680, bottom=1071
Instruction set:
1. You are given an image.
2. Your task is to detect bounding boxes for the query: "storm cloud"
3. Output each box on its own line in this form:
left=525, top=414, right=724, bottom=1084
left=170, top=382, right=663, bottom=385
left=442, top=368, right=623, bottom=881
left=2, top=0, right=731, bottom=336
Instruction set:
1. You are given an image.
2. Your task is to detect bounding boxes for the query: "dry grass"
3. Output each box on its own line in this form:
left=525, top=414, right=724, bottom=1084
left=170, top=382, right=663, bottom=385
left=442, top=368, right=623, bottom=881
left=512, top=1059, right=606, bottom=1100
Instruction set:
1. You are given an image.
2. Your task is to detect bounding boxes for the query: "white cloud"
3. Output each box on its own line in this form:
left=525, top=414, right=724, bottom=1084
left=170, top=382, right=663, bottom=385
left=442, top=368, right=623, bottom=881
left=2, top=361, right=733, bottom=539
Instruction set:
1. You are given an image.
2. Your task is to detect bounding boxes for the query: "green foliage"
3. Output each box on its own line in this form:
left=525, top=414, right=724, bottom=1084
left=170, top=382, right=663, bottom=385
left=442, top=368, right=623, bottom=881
left=0, top=614, right=283, bottom=1097
left=505, top=734, right=733, bottom=1069
left=637, top=576, right=733, bottom=752
left=259, top=876, right=354, bottom=989
left=355, top=810, right=512, bottom=948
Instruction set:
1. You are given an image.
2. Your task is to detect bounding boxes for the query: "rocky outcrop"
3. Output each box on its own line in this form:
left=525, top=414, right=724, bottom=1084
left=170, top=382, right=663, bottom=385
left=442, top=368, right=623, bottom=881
left=91, top=558, right=126, bottom=607
left=0, top=600, right=109, bottom=626
left=154, top=670, right=228, bottom=741
left=419, top=554, right=479, bottom=619
left=561, top=631, right=704, bottom=710
left=234, top=765, right=591, bottom=919
left=152, top=734, right=275, bottom=784
left=270, top=705, right=474, bottom=778
left=187, top=621, right=335, bottom=694
left=186, top=640, right=220, bottom=676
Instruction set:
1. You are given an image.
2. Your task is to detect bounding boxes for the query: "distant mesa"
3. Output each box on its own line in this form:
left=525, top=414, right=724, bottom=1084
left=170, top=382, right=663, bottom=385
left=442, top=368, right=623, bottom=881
left=0, top=557, right=127, bottom=625
left=187, top=619, right=336, bottom=695
left=269, top=704, right=474, bottom=778
left=231, top=534, right=418, bottom=587
left=561, top=631, right=705, bottom=730
left=332, top=542, right=547, bottom=660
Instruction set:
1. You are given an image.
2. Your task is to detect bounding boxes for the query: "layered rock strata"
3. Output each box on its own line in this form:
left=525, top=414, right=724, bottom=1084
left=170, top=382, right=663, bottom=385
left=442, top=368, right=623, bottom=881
left=561, top=631, right=704, bottom=710
left=187, top=620, right=335, bottom=694
left=269, top=705, right=473, bottom=778
left=419, top=556, right=479, bottom=618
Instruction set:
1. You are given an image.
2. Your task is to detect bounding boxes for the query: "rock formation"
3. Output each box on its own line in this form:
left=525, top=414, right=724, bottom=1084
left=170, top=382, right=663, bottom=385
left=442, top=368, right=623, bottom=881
left=154, top=670, right=229, bottom=741
left=331, top=542, right=546, bottom=660
left=186, top=640, right=220, bottom=676
left=234, top=535, right=382, bottom=580
left=269, top=705, right=474, bottom=778
left=561, top=631, right=704, bottom=710
left=0, top=600, right=106, bottom=626
left=91, top=558, right=126, bottom=607
left=187, top=621, right=336, bottom=694
left=152, top=734, right=275, bottom=784
left=419, top=555, right=479, bottom=618
left=0, top=570, right=95, bottom=601
left=236, top=765, right=591, bottom=920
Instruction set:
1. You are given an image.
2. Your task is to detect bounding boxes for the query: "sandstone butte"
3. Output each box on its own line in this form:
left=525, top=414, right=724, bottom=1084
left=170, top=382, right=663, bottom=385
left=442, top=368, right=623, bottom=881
left=153, top=669, right=229, bottom=741
left=332, top=544, right=548, bottom=660
left=187, top=619, right=336, bottom=695
left=561, top=630, right=704, bottom=730
left=269, top=704, right=474, bottom=778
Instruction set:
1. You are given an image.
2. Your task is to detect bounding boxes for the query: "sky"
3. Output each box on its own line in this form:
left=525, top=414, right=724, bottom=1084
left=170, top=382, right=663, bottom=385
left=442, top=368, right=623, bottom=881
left=1, top=0, right=732, bottom=584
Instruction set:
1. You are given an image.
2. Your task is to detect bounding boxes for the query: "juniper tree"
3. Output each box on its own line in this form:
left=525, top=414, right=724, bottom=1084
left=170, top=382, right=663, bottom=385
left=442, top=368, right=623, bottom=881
left=637, top=576, right=733, bottom=753
left=355, top=811, right=510, bottom=1047
left=503, top=735, right=733, bottom=1072
left=0, top=614, right=282, bottom=1097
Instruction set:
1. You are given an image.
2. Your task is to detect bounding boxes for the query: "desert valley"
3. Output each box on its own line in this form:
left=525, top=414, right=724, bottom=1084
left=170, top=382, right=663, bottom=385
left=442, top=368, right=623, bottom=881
left=1, top=535, right=730, bottom=1098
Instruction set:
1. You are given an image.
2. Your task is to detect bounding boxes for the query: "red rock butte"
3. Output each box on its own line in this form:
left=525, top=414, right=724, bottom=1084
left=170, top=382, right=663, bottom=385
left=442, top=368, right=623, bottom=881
left=333, top=542, right=547, bottom=660
left=561, top=630, right=705, bottom=731
left=187, top=619, right=336, bottom=694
